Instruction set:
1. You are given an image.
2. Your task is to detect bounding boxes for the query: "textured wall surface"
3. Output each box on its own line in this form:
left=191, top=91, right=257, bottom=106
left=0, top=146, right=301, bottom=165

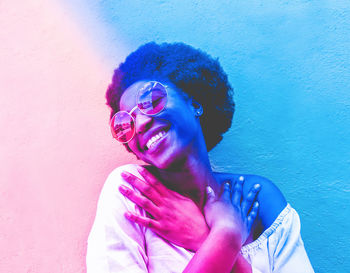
left=1, top=0, right=349, bottom=272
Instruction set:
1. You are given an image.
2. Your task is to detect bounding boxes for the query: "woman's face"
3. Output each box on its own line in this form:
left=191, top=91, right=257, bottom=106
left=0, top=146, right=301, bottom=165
left=119, top=80, right=203, bottom=169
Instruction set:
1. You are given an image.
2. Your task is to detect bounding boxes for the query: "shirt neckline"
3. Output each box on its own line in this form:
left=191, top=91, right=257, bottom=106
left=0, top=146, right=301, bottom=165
left=240, top=203, right=291, bottom=255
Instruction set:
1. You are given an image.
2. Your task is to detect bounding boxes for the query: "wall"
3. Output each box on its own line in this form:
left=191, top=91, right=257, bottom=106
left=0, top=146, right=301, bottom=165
left=1, top=0, right=349, bottom=272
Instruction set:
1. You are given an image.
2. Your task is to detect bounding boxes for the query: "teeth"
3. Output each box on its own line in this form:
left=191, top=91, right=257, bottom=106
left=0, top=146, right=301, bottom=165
left=146, top=131, right=166, bottom=150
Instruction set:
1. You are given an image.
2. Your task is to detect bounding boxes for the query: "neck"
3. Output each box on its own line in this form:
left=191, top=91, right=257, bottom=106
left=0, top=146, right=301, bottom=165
left=146, top=142, right=220, bottom=209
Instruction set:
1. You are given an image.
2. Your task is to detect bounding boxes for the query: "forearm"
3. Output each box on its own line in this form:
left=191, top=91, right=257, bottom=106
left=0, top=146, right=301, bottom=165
left=191, top=233, right=251, bottom=273
left=183, top=228, right=247, bottom=273
left=231, top=254, right=252, bottom=273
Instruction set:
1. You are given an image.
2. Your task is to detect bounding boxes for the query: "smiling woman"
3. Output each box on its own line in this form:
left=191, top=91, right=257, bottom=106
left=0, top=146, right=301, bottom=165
left=86, top=42, right=314, bottom=273
left=116, top=80, right=205, bottom=170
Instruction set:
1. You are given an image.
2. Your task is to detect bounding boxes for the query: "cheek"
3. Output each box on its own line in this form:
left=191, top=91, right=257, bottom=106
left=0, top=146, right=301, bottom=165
left=126, top=140, right=150, bottom=161
left=177, top=113, right=198, bottom=132
left=125, top=141, right=139, bottom=155
left=173, top=119, right=200, bottom=146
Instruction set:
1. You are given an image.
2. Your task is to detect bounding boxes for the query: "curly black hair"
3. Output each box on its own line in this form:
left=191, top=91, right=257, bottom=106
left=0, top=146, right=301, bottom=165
left=106, top=42, right=235, bottom=152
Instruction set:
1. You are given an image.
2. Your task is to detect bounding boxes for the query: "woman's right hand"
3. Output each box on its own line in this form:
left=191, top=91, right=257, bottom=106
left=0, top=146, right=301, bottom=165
left=119, top=166, right=210, bottom=252
left=204, top=176, right=260, bottom=247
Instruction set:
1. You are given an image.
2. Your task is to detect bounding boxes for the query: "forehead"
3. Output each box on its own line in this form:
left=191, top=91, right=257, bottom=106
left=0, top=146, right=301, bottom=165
left=119, top=80, right=187, bottom=111
left=119, top=81, right=147, bottom=110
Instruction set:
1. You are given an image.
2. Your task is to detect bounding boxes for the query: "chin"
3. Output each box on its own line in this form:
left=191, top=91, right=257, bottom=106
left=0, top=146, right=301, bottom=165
left=135, top=142, right=177, bottom=170
left=137, top=130, right=195, bottom=170
left=140, top=150, right=173, bottom=169
left=151, top=146, right=189, bottom=170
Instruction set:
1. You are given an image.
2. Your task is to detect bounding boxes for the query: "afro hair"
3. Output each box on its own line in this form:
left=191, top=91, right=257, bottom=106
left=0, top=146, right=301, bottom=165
left=106, top=42, right=235, bottom=152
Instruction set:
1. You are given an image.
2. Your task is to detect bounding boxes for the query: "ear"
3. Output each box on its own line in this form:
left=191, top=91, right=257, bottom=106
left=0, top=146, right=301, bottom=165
left=190, top=98, right=203, bottom=117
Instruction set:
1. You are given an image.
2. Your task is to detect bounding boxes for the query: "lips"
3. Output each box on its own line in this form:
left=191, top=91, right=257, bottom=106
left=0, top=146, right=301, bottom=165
left=146, top=130, right=167, bottom=150
left=141, top=126, right=170, bottom=151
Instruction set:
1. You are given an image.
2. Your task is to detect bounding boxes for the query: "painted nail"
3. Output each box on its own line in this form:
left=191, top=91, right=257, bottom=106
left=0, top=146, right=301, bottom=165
left=124, top=212, right=131, bottom=219
left=120, top=185, right=131, bottom=196
left=206, top=186, right=214, bottom=195
left=254, top=184, right=261, bottom=192
left=254, top=184, right=261, bottom=190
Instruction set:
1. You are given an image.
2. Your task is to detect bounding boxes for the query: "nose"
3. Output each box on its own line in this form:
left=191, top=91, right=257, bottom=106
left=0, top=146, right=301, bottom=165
left=134, top=111, right=153, bottom=135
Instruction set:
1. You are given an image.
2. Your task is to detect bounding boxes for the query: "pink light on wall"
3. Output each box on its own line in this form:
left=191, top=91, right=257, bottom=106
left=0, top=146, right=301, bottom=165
left=0, top=0, right=137, bottom=272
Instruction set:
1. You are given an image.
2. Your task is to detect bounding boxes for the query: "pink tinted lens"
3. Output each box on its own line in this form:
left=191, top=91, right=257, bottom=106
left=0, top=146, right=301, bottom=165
left=137, top=82, right=167, bottom=115
left=110, top=112, right=135, bottom=143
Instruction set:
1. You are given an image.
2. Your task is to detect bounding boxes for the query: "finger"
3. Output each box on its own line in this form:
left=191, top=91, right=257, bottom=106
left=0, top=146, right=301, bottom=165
left=119, top=185, right=161, bottom=218
left=232, top=176, right=244, bottom=205
left=136, top=166, right=169, bottom=196
left=242, top=183, right=261, bottom=216
left=124, top=211, right=162, bottom=230
left=220, top=181, right=232, bottom=203
left=121, top=171, right=163, bottom=205
left=206, top=186, right=216, bottom=203
left=246, top=201, right=259, bottom=231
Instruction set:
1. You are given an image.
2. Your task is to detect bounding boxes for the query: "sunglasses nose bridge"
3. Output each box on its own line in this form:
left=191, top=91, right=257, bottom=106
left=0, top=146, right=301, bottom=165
left=128, top=105, right=147, bottom=121
left=128, top=104, right=139, bottom=117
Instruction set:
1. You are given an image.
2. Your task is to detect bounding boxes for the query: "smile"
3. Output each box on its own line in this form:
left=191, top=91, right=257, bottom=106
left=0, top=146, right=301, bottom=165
left=146, top=130, right=168, bottom=151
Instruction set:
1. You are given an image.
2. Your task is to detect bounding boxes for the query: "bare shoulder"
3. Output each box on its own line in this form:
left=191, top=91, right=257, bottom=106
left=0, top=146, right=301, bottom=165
left=214, top=172, right=287, bottom=229
left=244, top=174, right=287, bottom=229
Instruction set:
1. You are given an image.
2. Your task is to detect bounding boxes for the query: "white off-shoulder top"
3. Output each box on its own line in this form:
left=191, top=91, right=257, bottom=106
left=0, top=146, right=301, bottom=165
left=87, top=164, right=314, bottom=273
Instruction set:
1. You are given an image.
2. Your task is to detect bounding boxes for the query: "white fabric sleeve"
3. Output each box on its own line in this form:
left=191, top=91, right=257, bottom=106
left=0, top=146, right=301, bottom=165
left=86, top=165, right=149, bottom=273
left=272, top=207, right=314, bottom=273
left=251, top=266, right=264, bottom=273
left=249, top=266, right=263, bottom=273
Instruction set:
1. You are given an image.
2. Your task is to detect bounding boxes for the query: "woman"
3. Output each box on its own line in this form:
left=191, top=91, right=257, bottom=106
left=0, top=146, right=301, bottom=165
left=86, top=42, right=314, bottom=273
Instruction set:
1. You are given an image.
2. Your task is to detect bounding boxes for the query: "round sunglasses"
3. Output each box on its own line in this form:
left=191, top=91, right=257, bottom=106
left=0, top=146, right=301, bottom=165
left=110, top=81, right=168, bottom=143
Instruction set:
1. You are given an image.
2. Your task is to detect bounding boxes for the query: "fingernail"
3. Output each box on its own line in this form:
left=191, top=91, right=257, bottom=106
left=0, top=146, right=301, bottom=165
left=119, top=185, right=127, bottom=193
left=124, top=212, right=131, bottom=219
left=239, top=176, right=244, bottom=182
left=206, top=186, right=215, bottom=199
left=121, top=172, right=129, bottom=178
left=206, top=186, right=214, bottom=195
left=254, top=184, right=261, bottom=190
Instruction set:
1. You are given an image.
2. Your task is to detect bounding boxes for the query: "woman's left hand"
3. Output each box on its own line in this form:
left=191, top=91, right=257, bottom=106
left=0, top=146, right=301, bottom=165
left=120, top=166, right=209, bottom=252
left=204, top=177, right=260, bottom=247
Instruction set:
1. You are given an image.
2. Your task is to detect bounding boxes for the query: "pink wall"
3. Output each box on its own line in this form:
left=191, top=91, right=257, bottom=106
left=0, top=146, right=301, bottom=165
left=0, top=1, right=138, bottom=272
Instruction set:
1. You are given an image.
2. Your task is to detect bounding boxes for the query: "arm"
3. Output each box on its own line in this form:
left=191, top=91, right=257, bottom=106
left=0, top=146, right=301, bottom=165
left=183, top=226, right=241, bottom=273
left=272, top=206, right=314, bottom=273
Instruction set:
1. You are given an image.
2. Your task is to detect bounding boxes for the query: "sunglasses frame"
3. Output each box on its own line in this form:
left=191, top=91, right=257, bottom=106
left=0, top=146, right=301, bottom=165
left=110, top=81, right=168, bottom=143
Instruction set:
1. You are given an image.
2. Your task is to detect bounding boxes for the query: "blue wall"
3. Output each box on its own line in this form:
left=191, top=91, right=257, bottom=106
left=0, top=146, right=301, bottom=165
left=66, top=1, right=350, bottom=272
